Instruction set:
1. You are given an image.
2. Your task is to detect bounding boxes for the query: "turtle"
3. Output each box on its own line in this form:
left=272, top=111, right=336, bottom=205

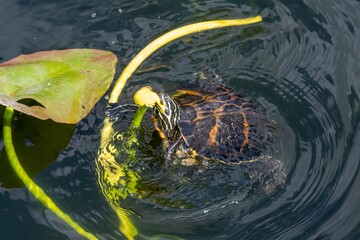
left=106, top=69, right=286, bottom=198
left=151, top=69, right=270, bottom=165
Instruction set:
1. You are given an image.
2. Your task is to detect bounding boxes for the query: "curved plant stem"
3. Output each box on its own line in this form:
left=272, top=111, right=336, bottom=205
left=100, top=16, right=263, bottom=146
left=2, top=107, right=97, bottom=240
left=108, top=16, right=262, bottom=104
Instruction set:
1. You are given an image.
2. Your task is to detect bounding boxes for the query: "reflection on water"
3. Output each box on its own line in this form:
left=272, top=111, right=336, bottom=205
left=0, top=0, right=360, bottom=239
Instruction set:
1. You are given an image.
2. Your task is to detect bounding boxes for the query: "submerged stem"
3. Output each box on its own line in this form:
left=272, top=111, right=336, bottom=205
left=2, top=107, right=97, bottom=240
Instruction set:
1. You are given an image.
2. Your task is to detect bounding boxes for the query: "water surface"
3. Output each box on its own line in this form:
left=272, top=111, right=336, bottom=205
left=0, top=0, right=360, bottom=239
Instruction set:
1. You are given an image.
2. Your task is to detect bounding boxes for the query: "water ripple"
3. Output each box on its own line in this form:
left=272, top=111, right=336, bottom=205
left=1, top=0, right=360, bottom=239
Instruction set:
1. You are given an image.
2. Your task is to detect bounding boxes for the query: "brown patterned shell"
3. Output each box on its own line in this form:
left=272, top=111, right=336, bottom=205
left=173, top=70, right=268, bottom=163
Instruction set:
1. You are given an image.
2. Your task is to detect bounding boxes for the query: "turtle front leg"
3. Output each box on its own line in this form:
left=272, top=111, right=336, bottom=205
left=165, top=127, right=182, bottom=159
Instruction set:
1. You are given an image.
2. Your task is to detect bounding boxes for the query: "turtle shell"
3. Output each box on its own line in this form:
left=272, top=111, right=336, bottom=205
left=173, top=70, right=269, bottom=163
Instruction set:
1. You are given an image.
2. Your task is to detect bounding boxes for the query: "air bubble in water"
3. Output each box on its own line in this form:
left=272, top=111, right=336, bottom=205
left=91, top=12, right=96, bottom=18
left=118, top=8, right=123, bottom=13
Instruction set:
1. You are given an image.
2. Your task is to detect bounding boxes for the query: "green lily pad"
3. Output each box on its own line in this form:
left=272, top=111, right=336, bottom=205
left=0, top=49, right=117, bottom=123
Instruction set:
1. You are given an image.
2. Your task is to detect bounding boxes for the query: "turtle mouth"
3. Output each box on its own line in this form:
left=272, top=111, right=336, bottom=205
left=154, top=101, right=166, bottom=115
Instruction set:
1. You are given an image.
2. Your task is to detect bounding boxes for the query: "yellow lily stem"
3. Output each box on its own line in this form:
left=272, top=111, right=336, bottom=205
left=3, top=107, right=97, bottom=240
left=108, top=16, right=262, bottom=103
left=115, top=207, right=138, bottom=240
left=100, top=15, right=263, bottom=145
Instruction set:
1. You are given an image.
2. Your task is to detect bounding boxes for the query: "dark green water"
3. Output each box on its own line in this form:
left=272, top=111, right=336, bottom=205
left=1, top=0, right=360, bottom=239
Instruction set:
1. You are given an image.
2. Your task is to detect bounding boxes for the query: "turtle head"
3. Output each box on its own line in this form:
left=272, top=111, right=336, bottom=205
left=154, top=92, right=180, bottom=137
